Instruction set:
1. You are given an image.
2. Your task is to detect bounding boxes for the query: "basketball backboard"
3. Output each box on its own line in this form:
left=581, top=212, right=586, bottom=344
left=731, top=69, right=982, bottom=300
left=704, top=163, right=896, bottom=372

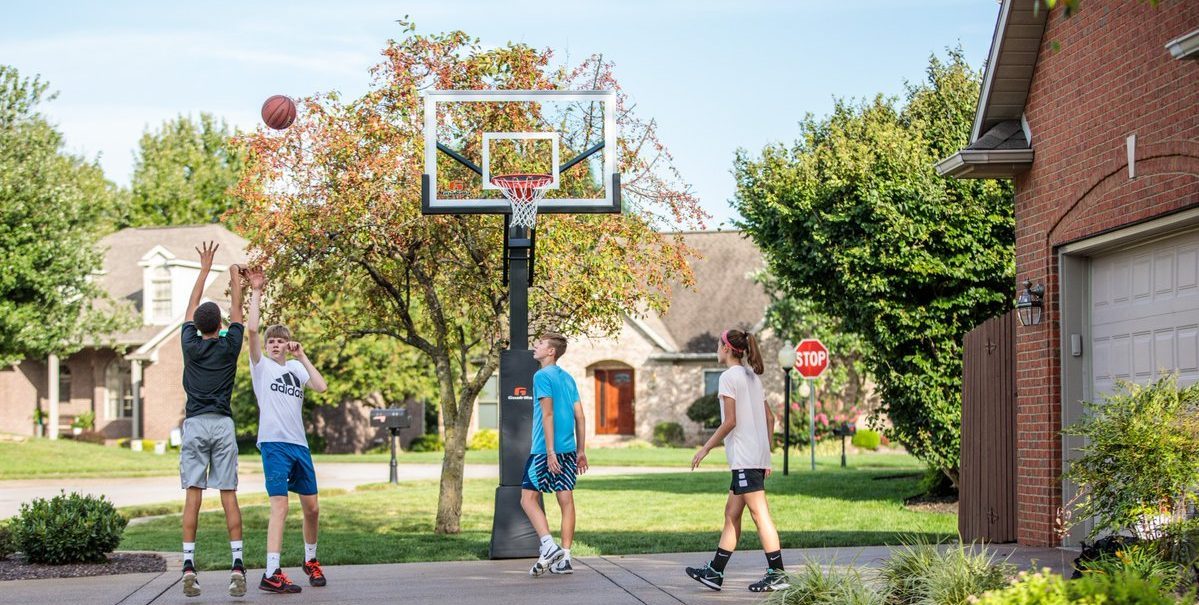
left=421, top=90, right=620, bottom=215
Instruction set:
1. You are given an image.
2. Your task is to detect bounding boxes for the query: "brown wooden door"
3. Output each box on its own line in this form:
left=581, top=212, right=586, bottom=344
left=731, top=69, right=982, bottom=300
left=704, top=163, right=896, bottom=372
left=960, top=310, right=1017, bottom=543
left=594, top=369, right=635, bottom=435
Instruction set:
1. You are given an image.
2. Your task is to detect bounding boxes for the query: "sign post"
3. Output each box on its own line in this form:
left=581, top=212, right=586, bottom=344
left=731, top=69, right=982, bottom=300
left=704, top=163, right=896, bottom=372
left=794, top=339, right=830, bottom=471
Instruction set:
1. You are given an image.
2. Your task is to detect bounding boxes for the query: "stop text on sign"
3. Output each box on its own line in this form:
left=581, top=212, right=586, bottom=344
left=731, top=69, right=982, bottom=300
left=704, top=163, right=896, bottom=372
left=794, top=338, right=830, bottom=379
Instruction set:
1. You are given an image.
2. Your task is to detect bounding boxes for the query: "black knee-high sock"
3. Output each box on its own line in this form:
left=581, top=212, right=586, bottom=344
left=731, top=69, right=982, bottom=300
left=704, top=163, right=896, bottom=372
left=765, top=550, right=784, bottom=571
left=710, top=547, right=733, bottom=573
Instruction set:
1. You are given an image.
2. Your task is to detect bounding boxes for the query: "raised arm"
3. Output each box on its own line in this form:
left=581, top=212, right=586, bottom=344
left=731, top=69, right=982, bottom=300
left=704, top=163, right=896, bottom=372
left=227, top=264, right=244, bottom=325
left=247, top=267, right=265, bottom=364
left=289, top=342, right=327, bottom=393
left=185, top=241, right=218, bottom=321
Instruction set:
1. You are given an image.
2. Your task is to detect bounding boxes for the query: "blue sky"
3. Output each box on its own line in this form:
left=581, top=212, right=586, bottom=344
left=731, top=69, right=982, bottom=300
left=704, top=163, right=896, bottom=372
left=3, top=1, right=999, bottom=228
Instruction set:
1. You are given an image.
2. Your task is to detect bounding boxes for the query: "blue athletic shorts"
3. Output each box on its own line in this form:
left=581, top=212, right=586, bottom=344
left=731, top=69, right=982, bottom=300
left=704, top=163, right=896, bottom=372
left=522, top=452, right=578, bottom=493
left=260, top=442, right=318, bottom=496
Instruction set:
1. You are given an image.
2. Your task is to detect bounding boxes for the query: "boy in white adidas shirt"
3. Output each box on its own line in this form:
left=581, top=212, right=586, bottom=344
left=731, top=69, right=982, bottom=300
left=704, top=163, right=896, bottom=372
left=246, top=268, right=329, bottom=594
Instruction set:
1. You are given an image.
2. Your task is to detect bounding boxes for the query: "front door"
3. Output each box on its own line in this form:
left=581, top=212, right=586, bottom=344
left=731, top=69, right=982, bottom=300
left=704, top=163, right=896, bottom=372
left=594, top=369, right=635, bottom=435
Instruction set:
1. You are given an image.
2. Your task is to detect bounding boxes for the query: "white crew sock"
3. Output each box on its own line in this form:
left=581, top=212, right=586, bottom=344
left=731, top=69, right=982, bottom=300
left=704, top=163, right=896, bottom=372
left=231, top=540, right=243, bottom=566
left=305, top=543, right=318, bottom=562
left=562, top=548, right=571, bottom=561
left=183, top=542, right=195, bottom=565
left=539, top=534, right=555, bottom=555
left=267, top=552, right=281, bottom=573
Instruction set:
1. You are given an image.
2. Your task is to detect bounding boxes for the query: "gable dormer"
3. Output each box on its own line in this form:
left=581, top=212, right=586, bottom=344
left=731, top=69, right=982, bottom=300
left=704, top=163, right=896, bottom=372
left=136, top=246, right=223, bottom=326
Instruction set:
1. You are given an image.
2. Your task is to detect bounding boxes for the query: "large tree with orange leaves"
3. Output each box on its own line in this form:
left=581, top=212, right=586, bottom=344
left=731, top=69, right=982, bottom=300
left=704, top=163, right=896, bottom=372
left=233, top=25, right=705, bottom=533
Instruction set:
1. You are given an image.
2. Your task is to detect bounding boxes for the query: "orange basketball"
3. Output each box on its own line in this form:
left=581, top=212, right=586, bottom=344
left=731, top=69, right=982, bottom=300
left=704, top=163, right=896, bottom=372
left=261, top=95, right=296, bottom=130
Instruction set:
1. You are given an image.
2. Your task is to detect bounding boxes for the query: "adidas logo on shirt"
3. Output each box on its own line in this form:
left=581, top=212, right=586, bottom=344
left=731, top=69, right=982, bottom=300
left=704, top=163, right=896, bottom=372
left=270, top=372, right=305, bottom=399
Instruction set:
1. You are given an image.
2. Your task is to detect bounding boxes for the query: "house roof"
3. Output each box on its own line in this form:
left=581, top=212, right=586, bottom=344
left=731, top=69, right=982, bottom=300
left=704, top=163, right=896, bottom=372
left=654, top=231, right=770, bottom=354
left=936, top=0, right=1045, bottom=179
left=97, top=224, right=249, bottom=345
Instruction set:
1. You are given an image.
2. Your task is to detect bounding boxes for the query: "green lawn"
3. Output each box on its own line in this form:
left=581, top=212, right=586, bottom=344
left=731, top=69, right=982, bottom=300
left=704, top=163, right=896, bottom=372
left=1, top=437, right=915, bottom=479
left=119, top=453, right=951, bottom=570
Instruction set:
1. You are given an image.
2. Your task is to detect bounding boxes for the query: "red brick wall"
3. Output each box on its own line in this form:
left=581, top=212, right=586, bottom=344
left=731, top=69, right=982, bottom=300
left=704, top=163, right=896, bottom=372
left=143, top=333, right=188, bottom=440
left=1014, top=1, right=1199, bottom=546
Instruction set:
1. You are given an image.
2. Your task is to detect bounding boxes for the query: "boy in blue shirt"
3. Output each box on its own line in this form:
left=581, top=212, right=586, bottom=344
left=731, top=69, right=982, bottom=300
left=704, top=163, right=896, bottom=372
left=521, top=332, right=588, bottom=577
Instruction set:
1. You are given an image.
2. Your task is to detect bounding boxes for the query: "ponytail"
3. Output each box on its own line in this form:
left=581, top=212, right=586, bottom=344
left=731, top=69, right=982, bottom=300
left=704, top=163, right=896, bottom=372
left=724, top=329, right=765, bottom=375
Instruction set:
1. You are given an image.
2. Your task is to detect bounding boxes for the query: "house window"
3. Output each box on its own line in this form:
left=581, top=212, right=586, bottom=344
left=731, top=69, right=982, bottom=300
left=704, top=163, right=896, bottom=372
left=477, top=375, right=499, bottom=430
left=703, top=369, right=723, bottom=396
left=58, top=364, right=71, bottom=402
left=151, top=266, right=172, bottom=323
left=105, top=359, right=133, bottom=419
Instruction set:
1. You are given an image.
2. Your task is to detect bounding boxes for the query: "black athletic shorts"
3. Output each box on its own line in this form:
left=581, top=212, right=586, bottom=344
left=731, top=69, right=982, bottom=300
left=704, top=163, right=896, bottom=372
left=730, top=468, right=767, bottom=495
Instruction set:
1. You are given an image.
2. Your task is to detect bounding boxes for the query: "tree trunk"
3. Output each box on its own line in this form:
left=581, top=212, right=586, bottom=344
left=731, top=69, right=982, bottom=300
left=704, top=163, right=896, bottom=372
left=435, top=421, right=466, bottom=534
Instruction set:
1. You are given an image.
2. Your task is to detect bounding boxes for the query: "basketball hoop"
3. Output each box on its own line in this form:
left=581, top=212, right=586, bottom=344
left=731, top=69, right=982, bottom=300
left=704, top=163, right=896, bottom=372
left=491, top=173, right=553, bottom=229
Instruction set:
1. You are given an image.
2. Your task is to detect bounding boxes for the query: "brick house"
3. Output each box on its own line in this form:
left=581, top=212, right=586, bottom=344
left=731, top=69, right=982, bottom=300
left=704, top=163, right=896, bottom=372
left=0, top=225, right=249, bottom=441
left=937, top=0, right=1199, bottom=546
left=469, top=230, right=789, bottom=446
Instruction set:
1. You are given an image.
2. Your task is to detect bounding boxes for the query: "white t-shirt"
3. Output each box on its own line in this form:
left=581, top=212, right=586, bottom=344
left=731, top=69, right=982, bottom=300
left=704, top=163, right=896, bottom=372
left=718, top=364, right=772, bottom=470
left=250, top=356, right=311, bottom=448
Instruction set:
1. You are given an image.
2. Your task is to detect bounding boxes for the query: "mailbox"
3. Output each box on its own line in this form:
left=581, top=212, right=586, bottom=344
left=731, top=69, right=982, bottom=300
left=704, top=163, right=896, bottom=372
left=370, top=408, right=411, bottom=430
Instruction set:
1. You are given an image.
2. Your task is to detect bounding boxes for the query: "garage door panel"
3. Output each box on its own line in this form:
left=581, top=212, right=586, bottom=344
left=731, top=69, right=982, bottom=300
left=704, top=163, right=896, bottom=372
left=1179, top=247, right=1197, bottom=290
left=1180, top=326, right=1199, bottom=373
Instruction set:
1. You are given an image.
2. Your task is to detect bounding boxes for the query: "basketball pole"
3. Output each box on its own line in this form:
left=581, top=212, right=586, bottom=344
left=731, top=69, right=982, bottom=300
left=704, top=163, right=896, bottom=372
left=489, top=221, right=542, bottom=559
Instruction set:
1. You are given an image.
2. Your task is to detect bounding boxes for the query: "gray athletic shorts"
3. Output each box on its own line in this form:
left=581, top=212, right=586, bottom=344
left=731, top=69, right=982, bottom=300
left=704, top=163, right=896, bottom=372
left=179, top=413, right=239, bottom=491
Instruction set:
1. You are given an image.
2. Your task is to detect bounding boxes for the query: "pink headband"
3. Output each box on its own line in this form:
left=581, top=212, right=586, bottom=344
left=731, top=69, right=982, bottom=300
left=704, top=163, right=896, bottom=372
left=720, top=330, right=744, bottom=354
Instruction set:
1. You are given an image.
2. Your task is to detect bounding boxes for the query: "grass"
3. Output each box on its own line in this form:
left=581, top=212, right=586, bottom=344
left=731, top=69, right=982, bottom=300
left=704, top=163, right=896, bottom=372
left=1, top=436, right=912, bottom=479
left=118, top=452, right=954, bottom=570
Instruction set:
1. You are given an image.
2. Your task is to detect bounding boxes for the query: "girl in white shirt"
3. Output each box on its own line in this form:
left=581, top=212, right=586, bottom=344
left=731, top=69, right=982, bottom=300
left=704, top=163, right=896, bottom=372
left=686, top=329, right=789, bottom=593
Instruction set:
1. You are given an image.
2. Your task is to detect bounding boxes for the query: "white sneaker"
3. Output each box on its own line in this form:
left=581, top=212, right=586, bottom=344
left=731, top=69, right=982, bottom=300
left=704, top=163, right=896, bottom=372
left=529, top=544, right=565, bottom=577
left=550, top=558, right=574, bottom=574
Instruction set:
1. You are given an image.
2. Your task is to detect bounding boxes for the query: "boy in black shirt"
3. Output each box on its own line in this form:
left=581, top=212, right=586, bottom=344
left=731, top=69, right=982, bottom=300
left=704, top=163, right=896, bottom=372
left=178, top=240, right=247, bottom=598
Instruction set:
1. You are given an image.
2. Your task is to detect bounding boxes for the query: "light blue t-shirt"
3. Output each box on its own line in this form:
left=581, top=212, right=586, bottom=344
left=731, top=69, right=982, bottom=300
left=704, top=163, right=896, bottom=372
left=531, top=364, right=580, bottom=454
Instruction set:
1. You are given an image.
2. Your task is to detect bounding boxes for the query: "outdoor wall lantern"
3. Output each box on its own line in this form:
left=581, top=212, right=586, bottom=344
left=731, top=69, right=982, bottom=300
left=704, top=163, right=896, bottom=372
left=1016, top=280, right=1045, bottom=326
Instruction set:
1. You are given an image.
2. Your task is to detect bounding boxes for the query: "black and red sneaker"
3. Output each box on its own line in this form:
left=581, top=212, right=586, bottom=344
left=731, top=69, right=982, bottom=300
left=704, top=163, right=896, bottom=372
left=259, top=568, right=302, bottom=594
left=303, top=559, right=327, bottom=587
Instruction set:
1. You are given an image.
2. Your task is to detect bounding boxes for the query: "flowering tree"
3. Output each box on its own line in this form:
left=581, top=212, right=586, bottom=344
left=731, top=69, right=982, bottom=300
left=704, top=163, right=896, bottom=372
left=233, top=25, right=705, bottom=533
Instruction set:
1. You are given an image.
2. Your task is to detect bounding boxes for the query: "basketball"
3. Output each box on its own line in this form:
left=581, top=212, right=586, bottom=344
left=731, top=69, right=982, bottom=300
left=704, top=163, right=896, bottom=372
left=261, top=95, right=296, bottom=130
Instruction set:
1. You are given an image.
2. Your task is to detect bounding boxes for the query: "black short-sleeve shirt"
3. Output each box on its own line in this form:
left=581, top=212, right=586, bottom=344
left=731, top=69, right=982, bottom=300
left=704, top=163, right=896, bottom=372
left=181, top=321, right=244, bottom=418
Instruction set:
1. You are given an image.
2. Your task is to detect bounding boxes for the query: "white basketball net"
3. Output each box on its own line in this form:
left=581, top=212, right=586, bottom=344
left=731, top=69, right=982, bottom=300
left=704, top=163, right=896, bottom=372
left=492, top=174, right=553, bottom=229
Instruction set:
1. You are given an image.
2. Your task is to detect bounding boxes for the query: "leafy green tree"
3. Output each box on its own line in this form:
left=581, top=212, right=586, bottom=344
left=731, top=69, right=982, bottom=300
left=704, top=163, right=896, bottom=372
left=733, top=50, right=1014, bottom=483
left=123, top=113, right=245, bottom=227
left=0, top=66, right=132, bottom=366
left=234, top=26, right=705, bottom=533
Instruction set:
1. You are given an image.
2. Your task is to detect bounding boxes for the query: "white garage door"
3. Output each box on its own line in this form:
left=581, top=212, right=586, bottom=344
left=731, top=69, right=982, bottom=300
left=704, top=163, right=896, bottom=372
left=1090, top=228, right=1199, bottom=399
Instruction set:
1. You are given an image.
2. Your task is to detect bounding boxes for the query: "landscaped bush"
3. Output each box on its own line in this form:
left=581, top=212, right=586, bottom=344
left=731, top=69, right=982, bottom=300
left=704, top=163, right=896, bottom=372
left=71, top=410, right=95, bottom=430
left=973, top=568, right=1183, bottom=604
left=69, top=430, right=106, bottom=445
left=919, top=466, right=957, bottom=498
left=13, top=492, right=127, bottom=564
left=468, top=429, right=498, bottom=451
left=1077, top=542, right=1183, bottom=592
left=652, top=422, right=685, bottom=447
left=407, top=433, right=443, bottom=452
left=878, top=538, right=1011, bottom=605
left=852, top=428, right=881, bottom=451
left=686, top=393, right=721, bottom=429
left=0, top=521, right=14, bottom=560
left=1063, top=374, right=1199, bottom=539
left=762, top=556, right=883, bottom=605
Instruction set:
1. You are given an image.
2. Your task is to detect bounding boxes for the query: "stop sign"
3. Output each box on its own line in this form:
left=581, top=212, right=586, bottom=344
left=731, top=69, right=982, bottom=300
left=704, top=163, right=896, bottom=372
left=794, top=339, right=829, bottom=378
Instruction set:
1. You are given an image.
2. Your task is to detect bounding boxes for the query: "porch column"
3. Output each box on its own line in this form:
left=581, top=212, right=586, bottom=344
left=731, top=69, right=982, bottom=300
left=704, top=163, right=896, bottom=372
left=131, top=359, right=143, bottom=440
left=47, top=353, right=59, bottom=440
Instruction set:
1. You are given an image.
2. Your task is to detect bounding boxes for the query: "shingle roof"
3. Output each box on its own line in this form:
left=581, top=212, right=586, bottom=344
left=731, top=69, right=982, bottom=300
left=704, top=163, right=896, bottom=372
left=655, top=231, right=770, bottom=353
left=967, top=120, right=1028, bottom=151
left=97, top=225, right=249, bottom=345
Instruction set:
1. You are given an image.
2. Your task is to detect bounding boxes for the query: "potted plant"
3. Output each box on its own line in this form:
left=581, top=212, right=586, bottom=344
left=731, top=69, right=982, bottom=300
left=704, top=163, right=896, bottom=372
left=32, top=407, right=45, bottom=438
left=1063, top=374, right=1199, bottom=539
left=71, top=410, right=95, bottom=436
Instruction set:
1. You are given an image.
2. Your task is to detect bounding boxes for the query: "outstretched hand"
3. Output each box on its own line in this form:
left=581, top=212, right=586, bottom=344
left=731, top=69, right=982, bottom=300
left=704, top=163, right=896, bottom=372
left=247, top=266, right=265, bottom=290
left=196, top=241, right=219, bottom=271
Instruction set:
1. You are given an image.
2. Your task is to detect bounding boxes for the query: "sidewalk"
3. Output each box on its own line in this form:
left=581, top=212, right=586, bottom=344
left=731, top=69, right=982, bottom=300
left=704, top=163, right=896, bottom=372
left=0, top=545, right=1076, bottom=605
left=0, top=463, right=685, bottom=518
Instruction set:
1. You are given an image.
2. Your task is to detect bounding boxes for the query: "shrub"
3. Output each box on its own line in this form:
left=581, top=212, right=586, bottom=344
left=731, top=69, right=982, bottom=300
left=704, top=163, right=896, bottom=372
left=762, top=556, right=884, bottom=605
left=1077, top=542, right=1183, bottom=592
left=878, top=537, right=1012, bottom=605
left=0, top=522, right=14, bottom=561
left=851, top=428, right=881, bottom=451
left=13, top=492, right=127, bottom=564
left=919, top=466, right=957, bottom=499
left=974, top=568, right=1180, bottom=605
left=686, top=393, right=721, bottom=429
left=407, top=434, right=443, bottom=452
left=69, top=430, right=106, bottom=445
left=652, top=422, right=686, bottom=447
left=1063, top=374, right=1199, bottom=539
left=71, top=410, right=95, bottom=430
left=469, top=429, right=499, bottom=451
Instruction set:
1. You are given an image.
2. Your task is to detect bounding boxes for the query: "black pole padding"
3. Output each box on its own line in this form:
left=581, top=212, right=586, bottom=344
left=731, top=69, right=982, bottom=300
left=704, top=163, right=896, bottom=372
left=528, top=228, right=536, bottom=287
left=502, top=214, right=510, bottom=287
